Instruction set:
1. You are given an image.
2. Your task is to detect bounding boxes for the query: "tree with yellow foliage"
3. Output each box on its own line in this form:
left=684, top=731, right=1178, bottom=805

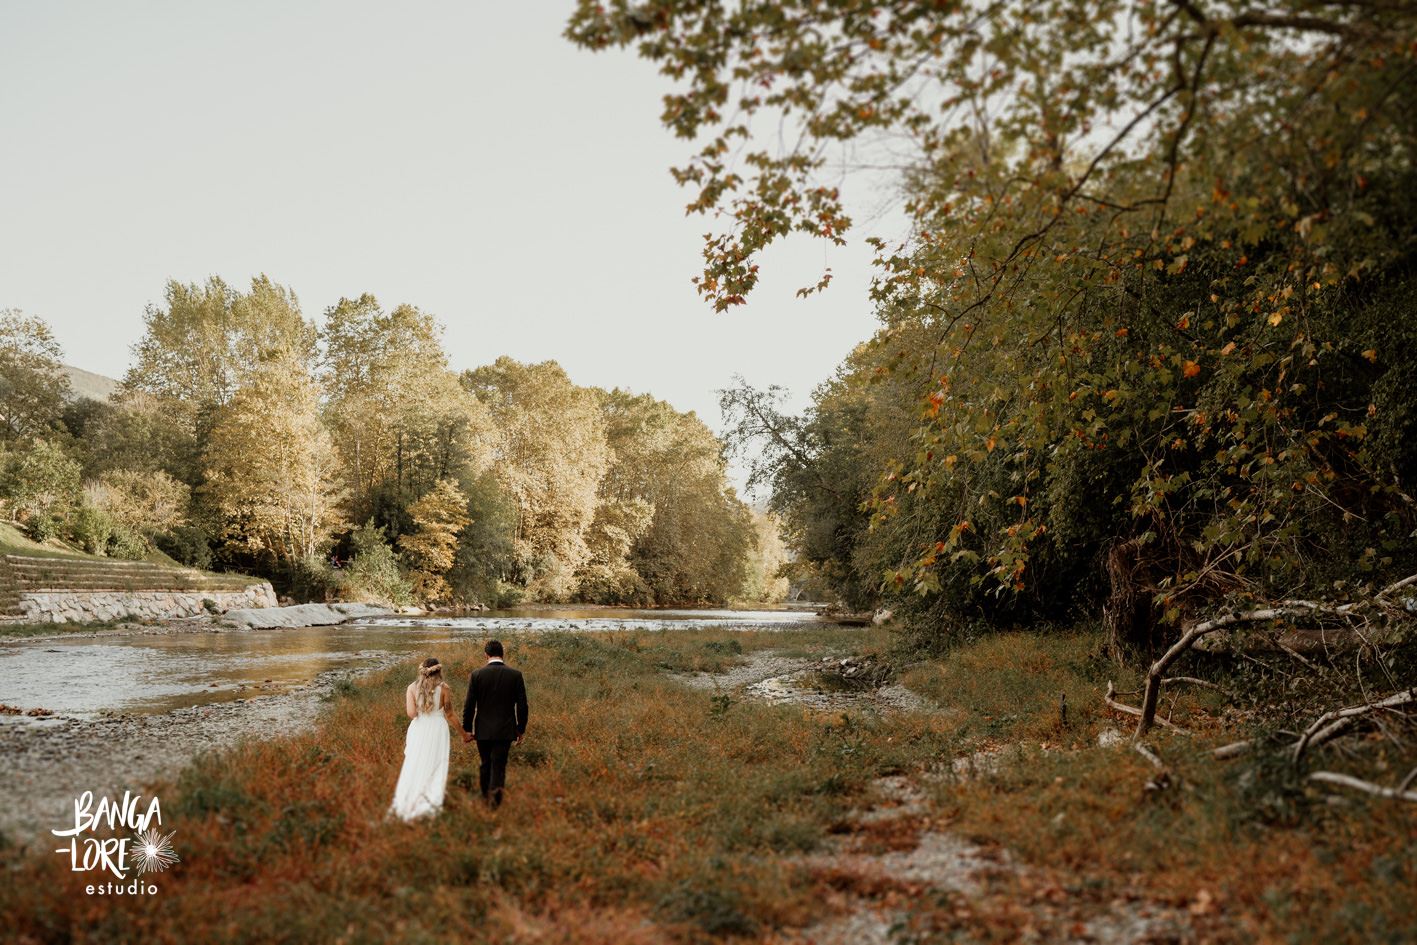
left=397, top=478, right=470, bottom=603
left=204, top=351, right=346, bottom=567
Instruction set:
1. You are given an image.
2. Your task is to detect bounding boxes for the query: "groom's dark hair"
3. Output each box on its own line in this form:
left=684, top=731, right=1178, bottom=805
left=485, top=640, right=504, bottom=658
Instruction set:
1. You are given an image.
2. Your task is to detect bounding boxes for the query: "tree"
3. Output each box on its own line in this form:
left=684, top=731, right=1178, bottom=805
left=449, top=469, right=520, bottom=605
left=126, top=275, right=316, bottom=418
left=741, top=508, right=791, bottom=602
left=598, top=388, right=753, bottom=604
left=575, top=1, right=1417, bottom=651
left=398, top=478, right=471, bottom=603
left=1, top=439, right=82, bottom=536
left=569, top=1, right=1415, bottom=309
left=0, top=309, right=70, bottom=442
left=462, top=358, right=610, bottom=598
left=73, top=390, right=202, bottom=485
left=321, top=295, right=492, bottom=530
left=204, top=351, right=347, bottom=567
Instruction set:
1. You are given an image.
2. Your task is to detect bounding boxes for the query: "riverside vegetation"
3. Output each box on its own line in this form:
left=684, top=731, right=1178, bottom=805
left=0, top=297, right=791, bottom=612
left=566, top=0, right=1417, bottom=881
left=3, top=624, right=1413, bottom=943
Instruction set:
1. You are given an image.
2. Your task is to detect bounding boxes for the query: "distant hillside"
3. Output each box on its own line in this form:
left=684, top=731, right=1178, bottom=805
left=62, top=365, right=121, bottom=402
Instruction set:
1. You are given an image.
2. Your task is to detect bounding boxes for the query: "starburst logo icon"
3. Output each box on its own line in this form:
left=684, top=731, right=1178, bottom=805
left=130, top=828, right=179, bottom=873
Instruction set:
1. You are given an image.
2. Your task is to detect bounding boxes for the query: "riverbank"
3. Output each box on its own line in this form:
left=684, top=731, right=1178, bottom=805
left=1, top=625, right=1412, bottom=942
left=0, top=601, right=397, bottom=642
left=0, top=655, right=406, bottom=846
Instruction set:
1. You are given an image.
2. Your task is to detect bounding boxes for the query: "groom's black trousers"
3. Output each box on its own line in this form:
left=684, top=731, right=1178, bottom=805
left=476, top=739, right=512, bottom=806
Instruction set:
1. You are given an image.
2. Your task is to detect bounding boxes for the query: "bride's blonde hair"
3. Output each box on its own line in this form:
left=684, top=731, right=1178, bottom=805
left=413, top=657, right=444, bottom=713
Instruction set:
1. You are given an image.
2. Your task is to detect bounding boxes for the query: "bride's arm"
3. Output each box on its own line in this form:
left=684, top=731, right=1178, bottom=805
left=405, top=683, right=417, bottom=719
left=442, top=683, right=467, bottom=736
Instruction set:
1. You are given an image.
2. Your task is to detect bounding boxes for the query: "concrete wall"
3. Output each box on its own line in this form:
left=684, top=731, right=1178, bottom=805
left=0, top=554, right=276, bottom=623
left=20, top=584, right=278, bottom=624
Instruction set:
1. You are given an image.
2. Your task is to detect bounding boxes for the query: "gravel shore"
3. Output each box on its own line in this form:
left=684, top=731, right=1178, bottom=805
left=676, top=650, right=935, bottom=714
left=0, top=620, right=403, bottom=848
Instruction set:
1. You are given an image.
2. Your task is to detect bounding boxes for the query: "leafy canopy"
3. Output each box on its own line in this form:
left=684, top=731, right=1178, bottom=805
left=574, top=1, right=1417, bottom=632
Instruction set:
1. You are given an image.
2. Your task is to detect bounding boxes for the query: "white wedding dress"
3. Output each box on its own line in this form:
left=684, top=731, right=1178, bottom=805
left=388, top=685, right=451, bottom=822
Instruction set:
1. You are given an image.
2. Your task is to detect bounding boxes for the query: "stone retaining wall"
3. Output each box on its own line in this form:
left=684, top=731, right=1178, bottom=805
left=0, top=553, right=277, bottom=623
left=18, top=583, right=278, bottom=624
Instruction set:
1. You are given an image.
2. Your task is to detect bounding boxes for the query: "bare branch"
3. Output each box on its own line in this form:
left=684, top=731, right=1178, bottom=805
left=1107, top=681, right=1182, bottom=732
left=1135, top=742, right=1166, bottom=770
left=1292, top=688, right=1415, bottom=764
left=1309, top=770, right=1417, bottom=803
left=1374, top=572, right=1417, bottom=604
left=1162, top=676, right=1238, bottom=700
left=1135, top=571, right=1417, bottom=737
left=1212, top=739, right=1255, bottom=760
left=1136, top=741, right=1172, bottom=791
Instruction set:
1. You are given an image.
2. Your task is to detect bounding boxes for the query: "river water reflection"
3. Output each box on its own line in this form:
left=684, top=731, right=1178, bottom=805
left=0, top=606, right=821, bottom=720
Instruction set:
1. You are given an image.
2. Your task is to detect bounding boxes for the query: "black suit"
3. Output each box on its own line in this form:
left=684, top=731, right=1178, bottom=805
left=462, top=660, right=528, bottom=806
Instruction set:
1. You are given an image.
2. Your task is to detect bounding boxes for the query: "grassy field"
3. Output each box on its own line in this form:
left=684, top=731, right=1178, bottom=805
left=2, top=625, right=1413, bottom=943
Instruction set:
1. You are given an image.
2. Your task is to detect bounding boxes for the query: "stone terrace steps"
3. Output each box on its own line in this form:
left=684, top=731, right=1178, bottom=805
left=0, top=554, right=259, bottom=616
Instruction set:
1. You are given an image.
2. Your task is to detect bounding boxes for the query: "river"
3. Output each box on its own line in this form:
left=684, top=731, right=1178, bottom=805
left=0, top=607, right=822, bottom=721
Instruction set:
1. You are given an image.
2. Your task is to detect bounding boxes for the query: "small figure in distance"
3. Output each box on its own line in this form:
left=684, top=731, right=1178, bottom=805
left=461, top=640, right=529, bottom=809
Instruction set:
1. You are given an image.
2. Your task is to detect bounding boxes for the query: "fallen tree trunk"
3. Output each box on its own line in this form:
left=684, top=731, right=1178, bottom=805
left=1133, top=572, right=1417, bottom=738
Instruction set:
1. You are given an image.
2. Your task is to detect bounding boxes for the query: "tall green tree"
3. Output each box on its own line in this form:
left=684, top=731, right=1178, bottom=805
left=0, top=309, right=70, bottom=442
left=575, top=0, right=1417, bottom=648
left=73, top=391, right=201, bottom=484
left=204, top=351, right=347, bottom=567
left=321, top=295, right=492, bottom=529
left=448, top=469, right=520, bottom=603
left=462, top=358, right=610, bottom=598
left=126, top=275, right=316, bottom=418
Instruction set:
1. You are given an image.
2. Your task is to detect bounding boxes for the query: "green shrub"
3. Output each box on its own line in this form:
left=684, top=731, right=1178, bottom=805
left=576, top=564, right=654, bottom=606
left=491, top=581, right=525, bottom=609
left=2, top=440, right=81, bottom=525
left=155, top=524, right=212, bottom=570
left=67, top=503, right=113, bottom=554
left=25, top=514, right=58, bottom=542
left=107, top=526, right=148, bottom=560
left=334, top=520, right=413, bottom=606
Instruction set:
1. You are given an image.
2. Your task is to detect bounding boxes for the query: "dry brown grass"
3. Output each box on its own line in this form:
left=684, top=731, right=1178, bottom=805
left=2, top=625, right=1413, bottom=943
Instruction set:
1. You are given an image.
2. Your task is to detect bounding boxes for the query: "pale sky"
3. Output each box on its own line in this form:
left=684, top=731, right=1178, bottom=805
left=1, top=1, right=907, bottom=491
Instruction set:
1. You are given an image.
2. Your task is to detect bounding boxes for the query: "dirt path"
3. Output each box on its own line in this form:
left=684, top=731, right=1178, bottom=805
left=675, top=651, right=1192, bottom=944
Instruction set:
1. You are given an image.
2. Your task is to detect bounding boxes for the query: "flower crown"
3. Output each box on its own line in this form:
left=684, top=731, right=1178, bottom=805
left=417, top=662, right=442, bottom=678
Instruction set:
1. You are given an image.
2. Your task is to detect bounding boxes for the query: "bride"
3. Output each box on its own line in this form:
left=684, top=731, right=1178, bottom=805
left=389, top=657, right=468, bottom=822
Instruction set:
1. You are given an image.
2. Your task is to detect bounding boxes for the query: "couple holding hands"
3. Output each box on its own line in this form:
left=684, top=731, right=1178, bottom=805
left=388, top=640, right=529, bottom=822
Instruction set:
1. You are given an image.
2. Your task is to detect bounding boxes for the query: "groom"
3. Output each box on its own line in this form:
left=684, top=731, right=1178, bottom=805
left=461, top=640, right=528, bottom=809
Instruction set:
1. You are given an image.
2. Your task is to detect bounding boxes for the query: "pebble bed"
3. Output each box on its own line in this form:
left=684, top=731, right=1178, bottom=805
left=0, top=626, right=402, bottom=848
